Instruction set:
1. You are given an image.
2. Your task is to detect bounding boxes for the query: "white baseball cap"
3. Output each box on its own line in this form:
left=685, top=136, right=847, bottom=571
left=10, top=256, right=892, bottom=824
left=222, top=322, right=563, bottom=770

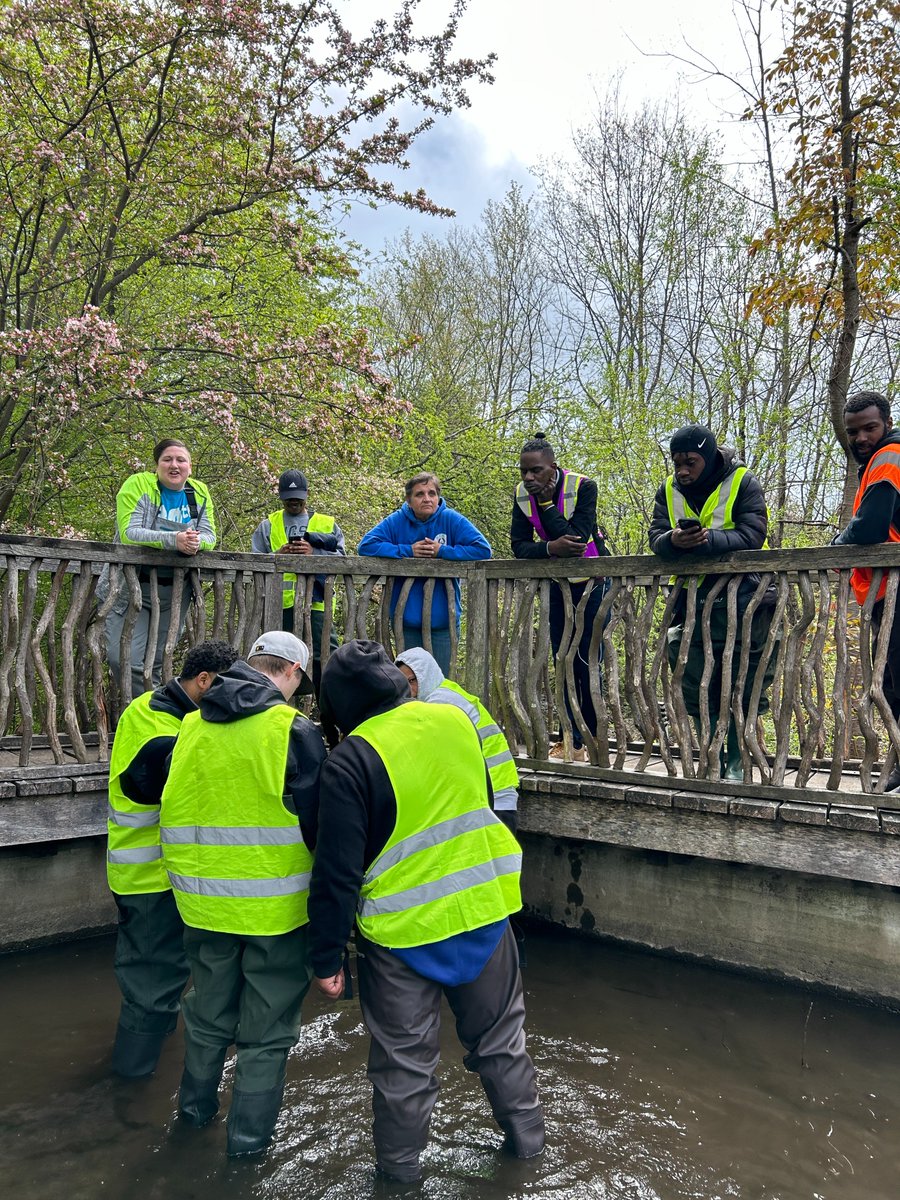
left=248, top=630, right=314, bottom=694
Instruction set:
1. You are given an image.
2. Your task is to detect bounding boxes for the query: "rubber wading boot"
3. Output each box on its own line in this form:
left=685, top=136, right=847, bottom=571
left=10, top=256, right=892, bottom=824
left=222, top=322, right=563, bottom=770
left=111, top=1025, right=166, bottom=1078
left=225, top=1083, right=285, bottom=1157
left=724, top=723, right=744, bottom=782
left=501, top=1111, right=546, bottom=1159
left=178, top=1068, right=222, bottom=1128
left=374, top=1161, right=423, bottom=1184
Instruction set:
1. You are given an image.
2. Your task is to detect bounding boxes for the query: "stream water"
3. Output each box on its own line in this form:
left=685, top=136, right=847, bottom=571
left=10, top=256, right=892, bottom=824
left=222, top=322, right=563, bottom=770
left=0, top=926, right=897, bottom=1199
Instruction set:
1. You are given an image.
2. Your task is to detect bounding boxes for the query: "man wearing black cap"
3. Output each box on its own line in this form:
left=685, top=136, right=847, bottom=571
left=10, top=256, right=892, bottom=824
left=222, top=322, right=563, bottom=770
left=159, top=631, right=326, bottom=1157
left=251, top=470, right=346, bottom=691
left=648, top=425, right=775, bottom=780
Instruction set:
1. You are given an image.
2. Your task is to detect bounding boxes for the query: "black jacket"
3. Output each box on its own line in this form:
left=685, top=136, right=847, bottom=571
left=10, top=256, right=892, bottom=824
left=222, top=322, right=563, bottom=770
left=119, top=678, right=196, bottom=805
left=647, top=448, right=770, bottom=615
left=511, top=470, right=608, bottom=558
left=308, top=642, right=494, bottom=978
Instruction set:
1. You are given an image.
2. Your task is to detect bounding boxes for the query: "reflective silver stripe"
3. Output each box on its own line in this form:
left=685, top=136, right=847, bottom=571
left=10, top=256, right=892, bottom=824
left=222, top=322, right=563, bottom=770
left=485, top=749, right=514, bottom=768
left=107, top=803, right=160, bottom=828
left=359, top=853, right=522, bottom=918
left=160, top=825, right=306, bottom=847
left=709, top=483, right=731, bottom=527
left=108, top=846, right=163, bottom=864
left=870, top=449, right=900, bottom=471
left=282, top=581, right=294, bottom=590
left=492, top=787, right=519, bottom=811
left=364, top=808, right=501, bottom=886
left=669, top=486, right=688, bottom=523
left=168, top=871, right=311, bottom=898
left=430, top=688, right=480, bottom=726
left=477, top=723, right=502, bottom=741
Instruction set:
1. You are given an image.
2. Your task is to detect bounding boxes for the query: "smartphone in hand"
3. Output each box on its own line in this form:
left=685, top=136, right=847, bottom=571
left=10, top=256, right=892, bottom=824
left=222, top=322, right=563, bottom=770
left=676, top=518, right=702, bottom=531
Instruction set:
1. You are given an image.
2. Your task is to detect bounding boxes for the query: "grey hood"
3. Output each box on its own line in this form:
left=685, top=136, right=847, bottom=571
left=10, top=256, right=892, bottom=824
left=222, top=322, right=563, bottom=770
left=395, top=647, right=445, bottom=700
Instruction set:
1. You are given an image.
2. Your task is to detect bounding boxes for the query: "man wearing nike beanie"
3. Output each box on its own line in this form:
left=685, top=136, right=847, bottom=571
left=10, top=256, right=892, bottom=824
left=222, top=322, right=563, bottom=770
left=648, top=424, right=776, bottom=781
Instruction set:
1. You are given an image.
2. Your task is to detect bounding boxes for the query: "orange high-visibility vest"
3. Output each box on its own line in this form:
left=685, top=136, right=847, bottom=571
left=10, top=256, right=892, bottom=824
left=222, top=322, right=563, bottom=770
left=850, top=443, right=900, bottom=606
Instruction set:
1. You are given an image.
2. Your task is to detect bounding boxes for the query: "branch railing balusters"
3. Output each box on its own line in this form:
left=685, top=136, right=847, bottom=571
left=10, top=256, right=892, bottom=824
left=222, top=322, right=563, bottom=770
left=1, top=537, right=900, bottom=803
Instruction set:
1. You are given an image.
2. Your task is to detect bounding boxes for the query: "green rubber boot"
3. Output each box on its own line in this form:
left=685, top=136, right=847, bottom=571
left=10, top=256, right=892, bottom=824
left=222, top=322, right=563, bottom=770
left=178, top=1067, right=222, bottom=1128
left=226, top=1083, right=285, bottom=1157
left=724, top=722, right=744, bottom=781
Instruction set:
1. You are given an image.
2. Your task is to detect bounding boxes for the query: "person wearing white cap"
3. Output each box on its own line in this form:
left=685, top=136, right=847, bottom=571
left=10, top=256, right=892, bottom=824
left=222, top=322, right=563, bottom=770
left=250, top=469, right=346, bottom=691
left=159, top=630, right=326, bottom=1158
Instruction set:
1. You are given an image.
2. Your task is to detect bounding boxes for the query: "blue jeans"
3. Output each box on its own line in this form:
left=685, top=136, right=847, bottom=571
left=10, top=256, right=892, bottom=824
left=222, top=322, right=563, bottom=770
left=401, top=624, right=454, bottom=676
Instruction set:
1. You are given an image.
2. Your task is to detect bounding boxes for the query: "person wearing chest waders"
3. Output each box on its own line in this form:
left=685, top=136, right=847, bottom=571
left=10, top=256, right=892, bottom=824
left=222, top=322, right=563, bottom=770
left=107, top=640, right=238, bottom=1078
left=159, top=631, right=326, bottom=1158
left=394, top=646, right=519, bottom=831
left=308, top=640, right=544, bottom=1185
left=512, top=433, right=611, bottom=762
left=648, top=424, right=776, bottom=781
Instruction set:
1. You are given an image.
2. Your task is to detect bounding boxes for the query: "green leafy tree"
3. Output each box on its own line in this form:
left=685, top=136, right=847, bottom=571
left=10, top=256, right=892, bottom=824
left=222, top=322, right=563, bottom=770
left=747, top=0, right=900, bottom=521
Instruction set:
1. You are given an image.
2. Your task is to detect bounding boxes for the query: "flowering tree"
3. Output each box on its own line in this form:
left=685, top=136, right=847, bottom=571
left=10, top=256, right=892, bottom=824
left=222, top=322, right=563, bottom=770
left=0, top=0, right=491, bottom=532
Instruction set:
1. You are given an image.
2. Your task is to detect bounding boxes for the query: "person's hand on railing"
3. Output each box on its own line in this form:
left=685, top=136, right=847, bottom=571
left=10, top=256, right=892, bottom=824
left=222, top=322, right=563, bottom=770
left=412, top=538, right=439, bottom=558
left=175, top=529, right=201, bottom=555
left=547, top=534, right=586, bottom=557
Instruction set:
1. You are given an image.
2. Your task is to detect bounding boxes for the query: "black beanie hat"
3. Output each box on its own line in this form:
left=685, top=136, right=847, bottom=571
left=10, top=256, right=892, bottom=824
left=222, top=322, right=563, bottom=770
left=669, top=424, right=718, bottom=469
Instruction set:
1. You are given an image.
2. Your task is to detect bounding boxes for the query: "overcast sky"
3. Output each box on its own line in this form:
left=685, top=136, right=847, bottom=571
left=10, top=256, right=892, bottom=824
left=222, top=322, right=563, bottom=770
left=338, top=0, right=770, bottom=252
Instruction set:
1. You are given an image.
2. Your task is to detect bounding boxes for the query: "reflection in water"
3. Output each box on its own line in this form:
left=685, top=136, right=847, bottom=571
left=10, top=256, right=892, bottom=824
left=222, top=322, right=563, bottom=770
left=0, top=927, right=897, bottom=1199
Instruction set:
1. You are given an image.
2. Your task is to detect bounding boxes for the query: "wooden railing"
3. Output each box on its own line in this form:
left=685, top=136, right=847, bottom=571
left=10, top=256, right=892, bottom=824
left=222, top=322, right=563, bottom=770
left=2, top=536, right=900, bottom=805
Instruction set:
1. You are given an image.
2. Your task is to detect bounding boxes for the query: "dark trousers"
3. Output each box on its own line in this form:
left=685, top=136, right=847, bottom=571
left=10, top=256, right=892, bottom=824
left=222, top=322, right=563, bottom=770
left=181, top=925, right=312, bottom=1092
left=872, top=599, right=900, bottom=719
left=665, top=601, right=776, bottom=719
left=356, top=924, right=542, bottom=1176
left=113, top=890, right=190, bottom=1035
left=283, top=606, right=339, bottom=693
left=549, top=579, right=607, bottom=748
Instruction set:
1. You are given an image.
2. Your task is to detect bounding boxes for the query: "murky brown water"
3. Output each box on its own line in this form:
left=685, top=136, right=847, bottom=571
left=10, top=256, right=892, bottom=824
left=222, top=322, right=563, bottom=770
left=0, top=927, right=897, bottom=1200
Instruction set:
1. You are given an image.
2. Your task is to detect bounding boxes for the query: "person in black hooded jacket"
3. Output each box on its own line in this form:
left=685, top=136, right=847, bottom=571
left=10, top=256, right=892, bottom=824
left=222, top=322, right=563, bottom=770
left=648, top=425, right=776, bottom=780
left=158, top=631, right=326, bottom=1159
left=308, top=640, right=543, bottom=1184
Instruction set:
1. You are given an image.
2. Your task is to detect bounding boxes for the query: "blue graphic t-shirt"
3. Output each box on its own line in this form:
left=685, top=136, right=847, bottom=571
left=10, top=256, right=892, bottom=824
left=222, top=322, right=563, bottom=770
left=159, top=487, right=191, bottom=526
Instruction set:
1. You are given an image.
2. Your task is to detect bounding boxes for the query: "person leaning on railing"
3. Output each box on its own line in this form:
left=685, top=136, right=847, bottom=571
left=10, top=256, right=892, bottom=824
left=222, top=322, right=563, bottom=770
left=647, top=424, right=776, bottom=781
left=832, top=390, right=900, bottom=791
left=358, top=471, right=491, bottom=675
left=512, top=432, right=611, bottom=763
left=250, top=468, right=346, bottom=694
left=103, top=439, right=216, bottom=697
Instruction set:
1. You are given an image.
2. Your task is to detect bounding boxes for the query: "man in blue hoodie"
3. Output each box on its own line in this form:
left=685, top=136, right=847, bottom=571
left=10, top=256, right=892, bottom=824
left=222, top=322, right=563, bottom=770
left=358, top=473, right=491, bottom=674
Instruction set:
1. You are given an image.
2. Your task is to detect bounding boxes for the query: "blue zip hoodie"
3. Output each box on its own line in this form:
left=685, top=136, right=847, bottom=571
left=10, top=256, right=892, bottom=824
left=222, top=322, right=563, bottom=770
left=357, top=498, right=491, bottom=628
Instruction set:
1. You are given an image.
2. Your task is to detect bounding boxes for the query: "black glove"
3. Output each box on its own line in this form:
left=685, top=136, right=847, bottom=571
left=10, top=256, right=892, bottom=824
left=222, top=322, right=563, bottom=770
left=496, top=808, right=518, bottom=836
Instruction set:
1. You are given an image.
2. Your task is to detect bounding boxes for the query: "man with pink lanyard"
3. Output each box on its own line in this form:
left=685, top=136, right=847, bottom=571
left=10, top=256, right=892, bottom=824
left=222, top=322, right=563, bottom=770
left=511, top=433, right=610, bottom=761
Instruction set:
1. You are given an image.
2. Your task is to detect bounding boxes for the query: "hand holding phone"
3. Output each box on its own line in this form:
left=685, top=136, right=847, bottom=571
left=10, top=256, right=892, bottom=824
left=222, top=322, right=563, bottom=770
left=676, top=518, right=701, bottom=531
